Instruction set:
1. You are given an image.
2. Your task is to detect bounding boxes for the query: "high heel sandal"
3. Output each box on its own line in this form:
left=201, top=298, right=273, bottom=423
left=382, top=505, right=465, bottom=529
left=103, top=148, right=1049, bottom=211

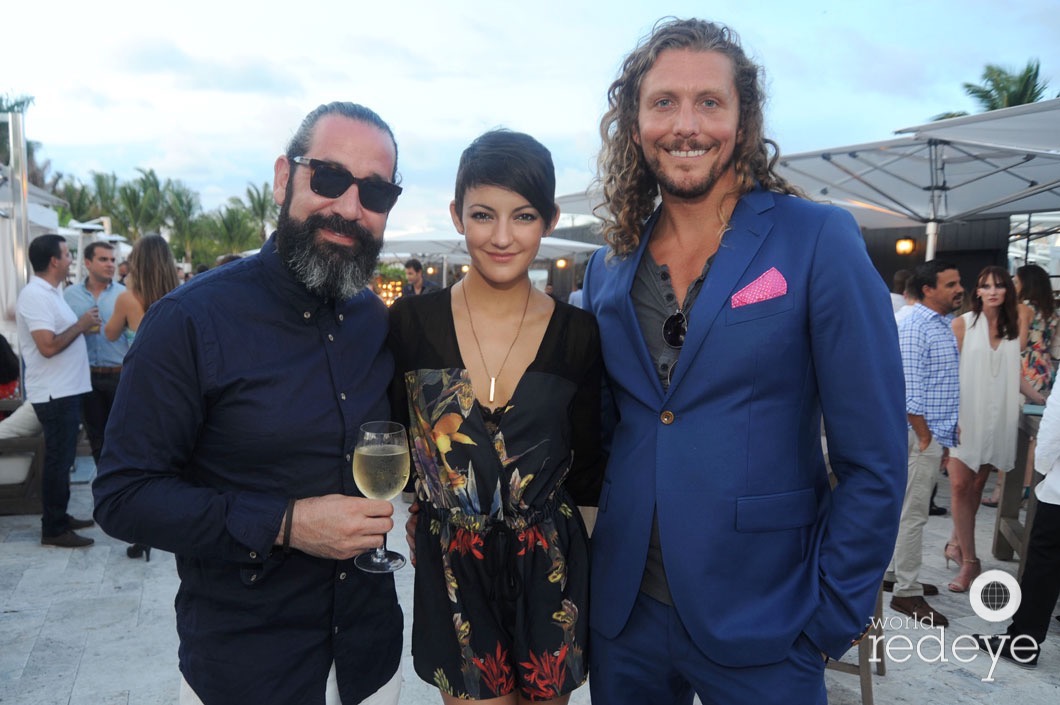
left=948, top=558, right=981, bottom=593
left=944, top=542, right=963, bottom=569
left=126, top=543, right=152, bottom=562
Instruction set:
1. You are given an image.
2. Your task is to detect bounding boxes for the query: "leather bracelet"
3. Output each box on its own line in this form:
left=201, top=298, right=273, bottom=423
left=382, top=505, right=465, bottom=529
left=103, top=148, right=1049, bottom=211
left=282, top=498, right=295, bottom=555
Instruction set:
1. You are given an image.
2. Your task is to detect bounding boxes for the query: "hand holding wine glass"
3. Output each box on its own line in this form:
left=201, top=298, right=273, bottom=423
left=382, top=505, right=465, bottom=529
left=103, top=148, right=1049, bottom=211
left=353, top=421, right=411, bottom=573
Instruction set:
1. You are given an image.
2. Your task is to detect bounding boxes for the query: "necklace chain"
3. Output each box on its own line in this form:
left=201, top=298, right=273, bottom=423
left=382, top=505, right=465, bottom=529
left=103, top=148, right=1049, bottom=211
left=462, top=281, right=532, bottom=404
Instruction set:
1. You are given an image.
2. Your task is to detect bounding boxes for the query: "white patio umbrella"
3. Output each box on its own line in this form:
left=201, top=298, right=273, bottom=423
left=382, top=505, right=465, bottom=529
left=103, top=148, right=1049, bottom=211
left=555, top=187, right=922, bottom=230
left=777, top=99, right=1060, bottom=260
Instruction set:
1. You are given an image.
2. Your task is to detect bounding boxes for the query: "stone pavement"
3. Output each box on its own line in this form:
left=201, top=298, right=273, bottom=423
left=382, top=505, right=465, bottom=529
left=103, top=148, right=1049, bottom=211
left=1, top=474, right=1058, bottom=704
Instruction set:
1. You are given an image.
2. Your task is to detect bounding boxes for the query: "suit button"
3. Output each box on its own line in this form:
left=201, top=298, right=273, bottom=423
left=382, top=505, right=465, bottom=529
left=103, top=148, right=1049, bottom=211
left=660, top=411, right=675, bottom=424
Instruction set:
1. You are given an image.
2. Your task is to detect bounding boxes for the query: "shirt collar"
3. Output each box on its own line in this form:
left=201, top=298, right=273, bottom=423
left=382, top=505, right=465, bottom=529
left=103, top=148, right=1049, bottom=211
left=78, top=278, right=116, bottom=294
left=32, top=275, right=61, bottom=294
left=912, top=302, right=953, bottom=325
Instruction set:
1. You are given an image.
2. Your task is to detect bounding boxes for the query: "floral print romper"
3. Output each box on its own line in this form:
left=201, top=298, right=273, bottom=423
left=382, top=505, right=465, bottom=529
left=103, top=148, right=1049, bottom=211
left=388, top=289, right=604, bottom=701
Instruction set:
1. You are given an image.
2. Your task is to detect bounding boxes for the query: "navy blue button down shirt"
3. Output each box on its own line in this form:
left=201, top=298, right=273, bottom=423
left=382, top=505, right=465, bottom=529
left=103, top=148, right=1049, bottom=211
left=93, top=234, right=400, bottom=705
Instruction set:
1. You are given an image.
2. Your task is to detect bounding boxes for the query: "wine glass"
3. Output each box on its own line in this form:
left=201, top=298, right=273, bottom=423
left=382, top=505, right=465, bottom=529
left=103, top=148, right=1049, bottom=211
left=352, top=421, right=411, bottom=573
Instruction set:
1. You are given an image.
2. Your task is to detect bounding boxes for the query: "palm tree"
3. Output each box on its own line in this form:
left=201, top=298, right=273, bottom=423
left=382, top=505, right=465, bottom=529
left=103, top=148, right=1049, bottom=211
left=934, top=59, right=1054, bottom=120
left=211, top=204, right=259, bottom=255
left=113, top=168, right=166, bottom=240
left=244, top=182, right=278, bottom=243
left=90, top=172, right=121, bottom=226
left=165, top=181, right=203, bottom=263
left=55, top=178, right=98, bottom=225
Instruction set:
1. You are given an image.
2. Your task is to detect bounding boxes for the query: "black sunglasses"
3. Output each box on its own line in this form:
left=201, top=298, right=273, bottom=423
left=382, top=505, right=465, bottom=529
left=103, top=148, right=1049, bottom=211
left=291, top=156, right=402, bottom=213
left=662, top=311, right=687, bottom=348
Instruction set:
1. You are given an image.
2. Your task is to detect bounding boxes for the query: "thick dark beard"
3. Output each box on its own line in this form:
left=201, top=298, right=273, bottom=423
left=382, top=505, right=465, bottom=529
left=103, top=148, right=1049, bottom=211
left=275, top=209, right=382, bottom=300
left=645, top=145, right=734, bottom=201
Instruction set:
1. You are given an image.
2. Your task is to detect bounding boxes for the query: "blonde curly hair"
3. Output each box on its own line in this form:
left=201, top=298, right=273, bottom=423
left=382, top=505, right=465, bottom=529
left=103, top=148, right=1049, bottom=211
left=595, top=18, right=802, bottom=256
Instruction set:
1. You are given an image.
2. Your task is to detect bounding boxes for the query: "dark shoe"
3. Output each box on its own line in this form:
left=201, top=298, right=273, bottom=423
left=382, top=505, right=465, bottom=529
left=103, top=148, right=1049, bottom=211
left=982, top=497, right=999, bottom=508
left=41, top=531, right=95, bottom=548
left=975, top=634, right=1039, bottom=669
left=65, top=514, right=95, bottom=530
left=126, top=543, right=152, bottom=562
left=890, top=595, right=949, bottom=627
left=929, top=503, right=948, bottom=516
left=883, top=580, right=939, bottom=596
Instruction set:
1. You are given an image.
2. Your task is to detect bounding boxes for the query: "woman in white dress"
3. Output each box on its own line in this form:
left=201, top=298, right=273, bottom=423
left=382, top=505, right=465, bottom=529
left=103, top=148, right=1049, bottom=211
left=945, top=266, right=1029, bottom=592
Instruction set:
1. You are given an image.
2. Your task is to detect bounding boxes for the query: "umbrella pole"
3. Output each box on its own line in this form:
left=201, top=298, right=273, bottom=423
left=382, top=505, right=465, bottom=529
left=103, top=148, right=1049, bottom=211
left=925, top=221, right=939, bottom=261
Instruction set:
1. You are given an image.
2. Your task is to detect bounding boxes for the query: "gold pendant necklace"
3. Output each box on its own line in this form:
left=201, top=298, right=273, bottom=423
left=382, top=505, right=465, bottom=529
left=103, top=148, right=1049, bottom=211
left=462, top=281, right=532, bottom=404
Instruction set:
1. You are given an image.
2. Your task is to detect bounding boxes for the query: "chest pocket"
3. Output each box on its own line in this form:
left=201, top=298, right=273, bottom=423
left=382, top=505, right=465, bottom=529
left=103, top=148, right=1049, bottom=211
left=725, top=293, right=793, bottom=325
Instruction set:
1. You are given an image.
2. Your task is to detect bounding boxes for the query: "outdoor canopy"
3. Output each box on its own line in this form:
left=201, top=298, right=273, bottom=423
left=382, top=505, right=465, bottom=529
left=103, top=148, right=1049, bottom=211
left=776, top=98, right=1060, bottom=259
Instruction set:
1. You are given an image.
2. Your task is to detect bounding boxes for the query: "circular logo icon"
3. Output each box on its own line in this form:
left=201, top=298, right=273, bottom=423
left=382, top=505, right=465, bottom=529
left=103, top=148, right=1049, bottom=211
left=969, top=570, right=1021, bottom=622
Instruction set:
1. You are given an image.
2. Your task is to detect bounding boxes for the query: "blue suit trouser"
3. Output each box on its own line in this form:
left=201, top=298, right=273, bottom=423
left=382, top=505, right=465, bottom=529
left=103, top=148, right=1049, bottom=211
left=590, top=591, right=827, bottom=705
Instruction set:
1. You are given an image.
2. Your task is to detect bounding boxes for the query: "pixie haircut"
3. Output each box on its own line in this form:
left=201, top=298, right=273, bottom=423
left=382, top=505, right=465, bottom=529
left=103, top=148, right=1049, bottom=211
left=453, top=130, right=557, bottom=225
left=285, top=102, right=400, bottom=182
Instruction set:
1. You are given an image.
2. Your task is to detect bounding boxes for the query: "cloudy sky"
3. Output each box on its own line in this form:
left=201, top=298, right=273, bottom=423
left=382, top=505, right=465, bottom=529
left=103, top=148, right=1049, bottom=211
left=6, top=0, right=1059, bottom=238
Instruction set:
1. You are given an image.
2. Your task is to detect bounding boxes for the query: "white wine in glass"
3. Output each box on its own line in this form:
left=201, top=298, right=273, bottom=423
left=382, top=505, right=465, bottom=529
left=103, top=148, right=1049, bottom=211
left=353, top=421, right=411, bottom=573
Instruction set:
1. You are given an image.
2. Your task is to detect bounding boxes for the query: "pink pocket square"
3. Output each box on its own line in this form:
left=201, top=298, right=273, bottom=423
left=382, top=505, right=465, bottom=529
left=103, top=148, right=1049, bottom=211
left=731, top=267, right=788, bottom=308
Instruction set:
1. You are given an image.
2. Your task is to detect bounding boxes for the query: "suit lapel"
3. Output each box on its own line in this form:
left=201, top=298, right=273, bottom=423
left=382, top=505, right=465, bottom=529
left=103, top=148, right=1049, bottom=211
left=616, top=211, right=667, bottom=400
left=666, top=189, right=776, bottom=393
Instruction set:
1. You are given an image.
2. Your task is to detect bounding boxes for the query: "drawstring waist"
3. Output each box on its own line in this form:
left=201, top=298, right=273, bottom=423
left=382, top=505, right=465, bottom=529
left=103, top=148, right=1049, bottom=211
left=423, top=495, right=563, bottom=602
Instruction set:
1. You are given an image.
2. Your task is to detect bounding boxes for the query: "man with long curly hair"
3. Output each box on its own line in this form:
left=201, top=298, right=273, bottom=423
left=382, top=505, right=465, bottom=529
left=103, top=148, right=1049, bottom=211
left=581, top=18, right=907, bottom=704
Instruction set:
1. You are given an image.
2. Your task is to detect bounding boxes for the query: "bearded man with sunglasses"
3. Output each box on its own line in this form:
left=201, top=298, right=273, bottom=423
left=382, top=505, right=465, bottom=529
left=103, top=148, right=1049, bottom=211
left=94, top=103, right=405, bottom=705
left=580, top=19, right=906, bottom=705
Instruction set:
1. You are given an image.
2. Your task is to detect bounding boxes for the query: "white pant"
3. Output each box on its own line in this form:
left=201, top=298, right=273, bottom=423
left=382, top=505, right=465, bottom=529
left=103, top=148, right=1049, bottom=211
left=885, top=429, right=941, bottom=596
left=180, top=663, right=401, bottom=705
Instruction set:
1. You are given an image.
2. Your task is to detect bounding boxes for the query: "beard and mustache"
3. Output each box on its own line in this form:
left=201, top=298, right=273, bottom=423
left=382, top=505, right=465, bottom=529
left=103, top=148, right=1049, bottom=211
left=644, top=140, right=735, bottom=201
left=275, top=207, right=383, bottom=301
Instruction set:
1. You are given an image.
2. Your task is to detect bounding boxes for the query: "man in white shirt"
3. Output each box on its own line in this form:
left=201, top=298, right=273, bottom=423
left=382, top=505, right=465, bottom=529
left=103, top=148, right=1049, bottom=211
left=16, top=234, right=99, bottom=547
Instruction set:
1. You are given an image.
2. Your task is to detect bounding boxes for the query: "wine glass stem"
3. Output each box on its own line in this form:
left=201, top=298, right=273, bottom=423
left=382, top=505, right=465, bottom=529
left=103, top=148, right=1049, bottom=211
left=374, top=547, right=388, bottom=562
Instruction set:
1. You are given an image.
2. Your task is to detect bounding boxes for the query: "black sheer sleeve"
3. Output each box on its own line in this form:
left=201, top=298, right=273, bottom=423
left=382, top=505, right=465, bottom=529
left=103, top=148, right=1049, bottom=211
left=563, top=309, right=607, bottom=507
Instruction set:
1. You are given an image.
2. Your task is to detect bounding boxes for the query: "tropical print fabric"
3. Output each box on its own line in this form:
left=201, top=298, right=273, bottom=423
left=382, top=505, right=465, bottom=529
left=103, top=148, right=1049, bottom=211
left=387, top=289, right=604, bottom=701
left=1022, top=303, right=1059, bottom=394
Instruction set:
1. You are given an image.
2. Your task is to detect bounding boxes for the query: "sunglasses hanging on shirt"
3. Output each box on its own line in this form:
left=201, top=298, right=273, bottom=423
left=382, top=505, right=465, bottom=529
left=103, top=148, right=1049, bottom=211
left=662, top=310, right=687, bottom=349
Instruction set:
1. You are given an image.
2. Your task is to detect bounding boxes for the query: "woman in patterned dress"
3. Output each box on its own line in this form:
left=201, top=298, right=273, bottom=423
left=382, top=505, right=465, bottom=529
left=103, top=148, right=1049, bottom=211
left=388, top=130, right=604, bottom=704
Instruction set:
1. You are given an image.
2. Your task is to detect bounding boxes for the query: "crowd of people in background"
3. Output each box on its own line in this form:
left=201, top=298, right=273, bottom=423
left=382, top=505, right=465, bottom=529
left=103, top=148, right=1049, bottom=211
left=886, top=260, right=1060, bottom=668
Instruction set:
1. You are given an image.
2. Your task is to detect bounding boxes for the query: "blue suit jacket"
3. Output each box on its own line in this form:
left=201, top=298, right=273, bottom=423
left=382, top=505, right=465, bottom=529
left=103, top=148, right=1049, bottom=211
left=582, top=187, right=906, bottom=665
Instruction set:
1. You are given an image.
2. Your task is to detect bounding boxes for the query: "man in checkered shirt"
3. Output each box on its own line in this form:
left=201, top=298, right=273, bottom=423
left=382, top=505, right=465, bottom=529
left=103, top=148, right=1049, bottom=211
left=886, top=260, right=964, bottom=628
